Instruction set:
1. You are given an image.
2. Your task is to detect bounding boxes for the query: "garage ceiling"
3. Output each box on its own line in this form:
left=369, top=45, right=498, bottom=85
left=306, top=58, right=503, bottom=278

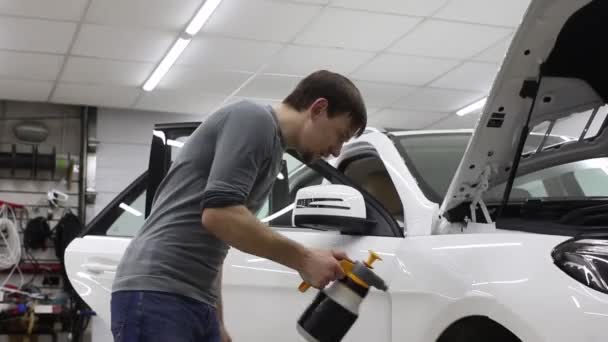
left=0, top=0, right=531, bottom=129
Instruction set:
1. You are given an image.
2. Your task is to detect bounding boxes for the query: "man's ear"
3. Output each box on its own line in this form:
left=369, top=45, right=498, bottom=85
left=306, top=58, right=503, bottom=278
left=309, top=98, right=328, bottom=119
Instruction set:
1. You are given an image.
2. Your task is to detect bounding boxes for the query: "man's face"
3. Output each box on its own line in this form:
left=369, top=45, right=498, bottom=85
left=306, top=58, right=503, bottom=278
left=297, top=99, right=357, bottom=163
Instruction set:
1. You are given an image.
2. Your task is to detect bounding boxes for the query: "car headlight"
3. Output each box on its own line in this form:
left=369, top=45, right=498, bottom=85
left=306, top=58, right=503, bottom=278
left=552, top=235, right=608, bottom=294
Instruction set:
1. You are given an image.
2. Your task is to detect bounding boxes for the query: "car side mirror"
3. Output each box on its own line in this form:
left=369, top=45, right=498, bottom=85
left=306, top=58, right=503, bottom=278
left=292, top=184, right=375, bottom=234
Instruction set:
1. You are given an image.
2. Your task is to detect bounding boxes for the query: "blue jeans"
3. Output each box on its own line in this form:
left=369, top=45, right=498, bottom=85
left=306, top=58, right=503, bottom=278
left=111, top=290, right=221, bottom=342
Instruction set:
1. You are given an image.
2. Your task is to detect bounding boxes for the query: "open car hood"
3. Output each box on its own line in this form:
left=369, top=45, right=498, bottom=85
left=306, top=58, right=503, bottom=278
left=440, top=0, right=608, bottom=215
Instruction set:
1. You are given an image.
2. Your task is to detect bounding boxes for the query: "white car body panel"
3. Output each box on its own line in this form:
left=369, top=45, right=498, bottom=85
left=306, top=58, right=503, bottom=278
left=64, top=236, right=128, bottom=324
left=64, top=0, right=608, bottom=340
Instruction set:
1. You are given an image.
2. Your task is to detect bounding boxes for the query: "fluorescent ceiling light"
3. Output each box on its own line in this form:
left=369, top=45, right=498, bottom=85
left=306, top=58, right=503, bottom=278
left=119, top=203, right=142, bottom=217
left=185, top=0, right=223, bottom=35
left=143, top=37, right=191, bottom=92
left=167, top=139, right=184, bottom=148
left=456, top=97, right=487, bottom=116
left=142, top=1, right=221, bottom=92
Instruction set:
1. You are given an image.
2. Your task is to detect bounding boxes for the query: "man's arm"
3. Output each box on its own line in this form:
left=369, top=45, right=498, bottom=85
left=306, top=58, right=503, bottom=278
left=202, top=205, right=346, bottom=288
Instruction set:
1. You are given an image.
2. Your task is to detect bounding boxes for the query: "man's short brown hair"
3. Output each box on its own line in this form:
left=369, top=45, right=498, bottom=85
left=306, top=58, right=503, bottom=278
left=283, top=70, right=367, bottom=136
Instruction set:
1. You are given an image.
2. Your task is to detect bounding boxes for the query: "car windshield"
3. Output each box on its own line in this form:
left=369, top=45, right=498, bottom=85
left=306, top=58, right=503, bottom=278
left=395, top=132, right=608, bottom=204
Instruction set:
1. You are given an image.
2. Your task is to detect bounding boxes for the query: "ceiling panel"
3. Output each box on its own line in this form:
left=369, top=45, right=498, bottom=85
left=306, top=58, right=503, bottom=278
left=294, top=8, right=421, bottom=51
left=52, top=83, right=141, bottom=108
left=235, top=74, right=302, bottom=99
left=61, top=57, right=155, bottom=87
left=351, top=80, right=415, bottom=108
left=158, top=67, right=252, bottom=95
left=136, top=89, right=224, bottom=114
left=426, top=112, right=482, bottom=129
left=369, top=109, right=449, bottom=129
left=72, top=24, right=175, bottom=62
left=202, top=0, right=321, bottom=42
left=330, top=0, right=448, bottom=16
left=86, top=0, right=202, bottom=31
left=352, top=54, right=460, bottom=86
left=0, top=17, right=76, bottom=53
left=389, top=20, right=512, bottom=59
left=265, top=45, right=374, bottom=76
left=0, top=51, right=63, bottom=81
left=0, top=0, right=88, bottom=21
left=393, top=87, right=485, bottom=112
left=430, top=61, right=499, bottom=91
left=434, top=0, right=531, bottom=27
left=0, top=79, right=54, bottom=102
left=473, top=34, right=513, bottom=62
left=176, top=36, right=282, bottom=72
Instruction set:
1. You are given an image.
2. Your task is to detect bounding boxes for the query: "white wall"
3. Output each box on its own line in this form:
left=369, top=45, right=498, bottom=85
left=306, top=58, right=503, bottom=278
left=89, top=107, right=203, bottom=222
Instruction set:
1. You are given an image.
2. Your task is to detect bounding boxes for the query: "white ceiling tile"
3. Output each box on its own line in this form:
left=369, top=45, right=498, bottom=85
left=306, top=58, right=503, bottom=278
left=393, top=87, right=485, bottom=112
left=176, top=36, right=282, bottom=72
left=0, top=17, right=76, bottom=53
left=434, top=0, right=531, bottom=27
left=0, top=79, right=53, bottom=102
left=61, top=57, right=155, bottom=87
left=368, top=109, right=449, bottom=129
left=352, top=54, right=460, bottom=85
left=0, top=0, right=88, bottom=21
left=330, top=0, right=448, bottom=16
left=295, top=8, right=421, bottom=51
left=426, top=112, right=482, bottom=129
left=158, top=67, right=252, bottom=95
left=86, top=0, right=201, bottom=31
left=430, top=61, right=499, bottom=91
left=72, top=24, right=175, bottom=62
left=202, top=0, right=321, bottom=42
left=351, top=80, right=415, bottom=108
left=52, top=83, right=140, bottom=108
left=473, top=34, right=513, bottom=62
left=0, top=51, right=63, bottom=81
left=236, top=74, right=302, bottom=99
left=136, top=90, right=225, bottom=115
left=389, top=20, right=512, bottom=59
left=265, top=45, right=374, bottom=76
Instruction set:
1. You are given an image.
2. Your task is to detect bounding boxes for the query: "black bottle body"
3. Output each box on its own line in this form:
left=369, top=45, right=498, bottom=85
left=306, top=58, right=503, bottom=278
left=297, top=278, right=369, bottom=342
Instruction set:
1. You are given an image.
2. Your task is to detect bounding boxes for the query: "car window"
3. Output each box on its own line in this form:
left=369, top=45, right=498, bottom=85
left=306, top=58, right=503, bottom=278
left=394, top=132, right=581, bottom=203
left=485, top=157, right=608, bottom=201
left=107, top=189, right=147, bottom=237
left=340, top=154, right=404, bottom=228
left=396, top=133, right=470, bottom=202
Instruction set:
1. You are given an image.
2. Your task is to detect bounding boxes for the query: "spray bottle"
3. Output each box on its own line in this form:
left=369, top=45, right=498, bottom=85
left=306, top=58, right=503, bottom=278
left=296, top=250, right=388, bottom=342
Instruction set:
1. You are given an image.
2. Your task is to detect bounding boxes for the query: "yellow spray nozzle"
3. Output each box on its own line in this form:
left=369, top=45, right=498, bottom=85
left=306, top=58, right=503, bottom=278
left=364, top=250, right=382, bottom=268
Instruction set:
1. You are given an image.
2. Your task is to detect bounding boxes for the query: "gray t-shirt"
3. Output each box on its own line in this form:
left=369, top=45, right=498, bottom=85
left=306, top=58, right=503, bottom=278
left=112, top=100, right=286, bottom=306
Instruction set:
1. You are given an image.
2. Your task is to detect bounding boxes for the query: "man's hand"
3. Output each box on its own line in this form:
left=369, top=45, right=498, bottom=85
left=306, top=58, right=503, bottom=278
left=220, top=324, right=232, bottom=342
left=298, top=249, right=350, bottom=289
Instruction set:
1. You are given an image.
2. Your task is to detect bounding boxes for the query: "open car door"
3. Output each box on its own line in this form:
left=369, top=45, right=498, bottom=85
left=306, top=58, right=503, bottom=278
left=63, top=122, right=199, bottom=325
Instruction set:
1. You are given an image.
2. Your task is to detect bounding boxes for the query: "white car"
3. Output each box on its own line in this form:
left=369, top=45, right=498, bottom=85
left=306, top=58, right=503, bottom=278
left=65, top=0, right=608, bottom=341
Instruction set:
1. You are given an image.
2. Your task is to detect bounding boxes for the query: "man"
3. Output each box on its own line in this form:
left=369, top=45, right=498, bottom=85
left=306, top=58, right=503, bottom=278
left=110, top=70, right=368, bottom=342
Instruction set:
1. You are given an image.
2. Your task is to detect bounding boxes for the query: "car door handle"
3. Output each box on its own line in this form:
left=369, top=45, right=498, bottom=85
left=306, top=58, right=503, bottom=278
left=82, top=262, right=117, bottom=274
